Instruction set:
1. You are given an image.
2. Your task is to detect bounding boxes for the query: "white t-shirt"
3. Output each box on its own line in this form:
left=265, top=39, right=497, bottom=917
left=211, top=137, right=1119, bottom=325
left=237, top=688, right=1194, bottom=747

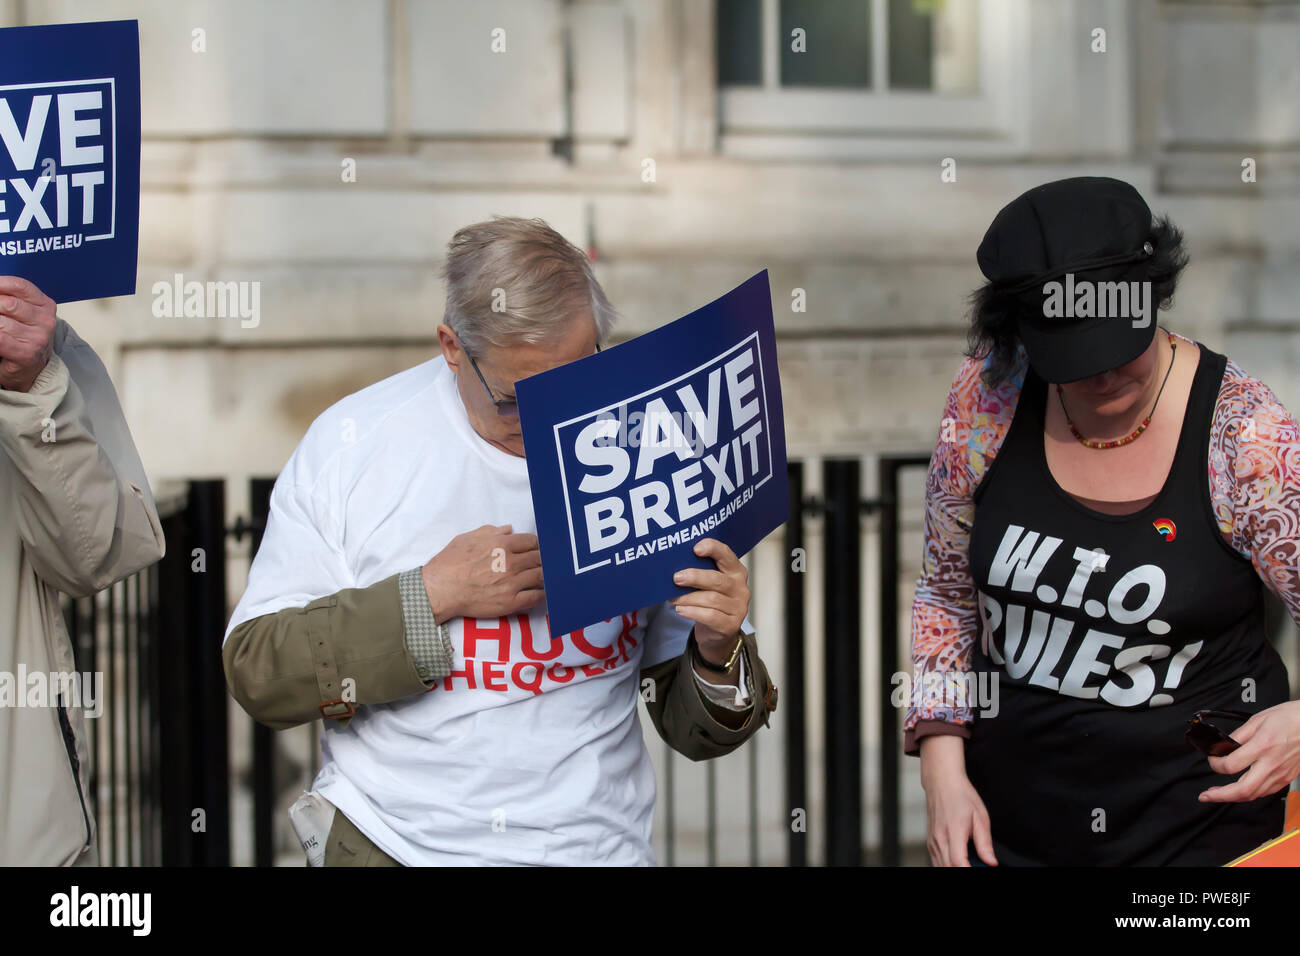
left=224, top=356, right=699, bottom=865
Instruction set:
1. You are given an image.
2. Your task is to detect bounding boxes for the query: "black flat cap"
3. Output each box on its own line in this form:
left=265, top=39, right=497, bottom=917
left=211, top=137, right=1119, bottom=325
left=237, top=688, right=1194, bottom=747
left=977, top=177, right=1158, bottom=383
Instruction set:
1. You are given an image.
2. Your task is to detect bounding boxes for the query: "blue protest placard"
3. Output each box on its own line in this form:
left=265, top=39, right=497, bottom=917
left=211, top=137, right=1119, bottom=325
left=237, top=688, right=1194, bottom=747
left=517, top=270, right=789, bottom=637
left=0, top=20, right=140, bottom=303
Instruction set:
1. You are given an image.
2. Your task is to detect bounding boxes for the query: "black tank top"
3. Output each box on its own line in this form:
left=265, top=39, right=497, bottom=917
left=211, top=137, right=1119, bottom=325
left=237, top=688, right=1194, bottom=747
left=968, top=342, right=1289, bottom=865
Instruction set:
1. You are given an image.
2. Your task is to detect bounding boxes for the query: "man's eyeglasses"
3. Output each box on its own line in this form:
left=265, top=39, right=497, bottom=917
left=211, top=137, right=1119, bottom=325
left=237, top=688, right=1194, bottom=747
left=467, top=343, right=602, bottom=418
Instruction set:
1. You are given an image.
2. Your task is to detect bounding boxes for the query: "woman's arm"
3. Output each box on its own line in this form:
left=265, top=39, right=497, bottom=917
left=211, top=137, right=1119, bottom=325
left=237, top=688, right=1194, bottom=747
left=909, top=351, right=1022, bottom=865
left=1201, top=358, right=1300, bottom=802
left=1211, top=359, right=1300, bottom=621
left=905, top=352, right=1021, bottom=755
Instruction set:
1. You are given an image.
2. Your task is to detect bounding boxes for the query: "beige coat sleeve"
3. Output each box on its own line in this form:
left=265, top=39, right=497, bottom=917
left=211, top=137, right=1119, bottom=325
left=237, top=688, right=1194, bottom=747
left=0, top=322, right=165, bottom=597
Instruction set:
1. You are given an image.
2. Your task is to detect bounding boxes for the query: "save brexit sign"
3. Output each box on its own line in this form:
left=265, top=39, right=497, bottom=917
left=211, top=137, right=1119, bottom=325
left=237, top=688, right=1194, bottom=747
left=0, top=20, right=140, bottom=303
left=517, top=270, right=789, bottom=637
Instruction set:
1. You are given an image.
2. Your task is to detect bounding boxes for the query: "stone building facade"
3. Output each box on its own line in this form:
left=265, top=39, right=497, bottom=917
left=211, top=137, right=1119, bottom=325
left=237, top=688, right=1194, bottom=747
left=7, top=0, right=1299, bottom=864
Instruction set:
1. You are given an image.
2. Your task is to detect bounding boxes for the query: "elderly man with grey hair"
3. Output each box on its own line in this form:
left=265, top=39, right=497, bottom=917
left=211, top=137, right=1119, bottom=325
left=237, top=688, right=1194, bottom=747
left=223, top=216, right=777, bottom=866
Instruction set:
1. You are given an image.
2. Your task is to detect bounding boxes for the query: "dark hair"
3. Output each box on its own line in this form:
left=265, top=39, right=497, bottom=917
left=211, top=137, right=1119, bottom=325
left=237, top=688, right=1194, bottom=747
left=965, top=214, right=1190, bottom=387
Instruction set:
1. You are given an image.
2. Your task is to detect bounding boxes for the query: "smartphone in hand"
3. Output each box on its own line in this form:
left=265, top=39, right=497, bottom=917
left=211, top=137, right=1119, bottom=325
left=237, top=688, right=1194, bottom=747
left=1185, top=709, right=1249, bottom=757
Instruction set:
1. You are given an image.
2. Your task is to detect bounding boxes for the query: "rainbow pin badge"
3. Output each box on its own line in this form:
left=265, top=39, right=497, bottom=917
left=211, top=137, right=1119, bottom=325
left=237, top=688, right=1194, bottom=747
left=1153, top=518, right=1177, bottom=542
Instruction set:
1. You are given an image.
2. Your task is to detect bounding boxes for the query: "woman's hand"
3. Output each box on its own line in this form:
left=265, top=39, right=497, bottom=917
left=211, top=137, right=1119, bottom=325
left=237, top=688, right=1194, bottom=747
left=1199, top=700, right=1300, bottom=803
left=921, top=734, right=998, bottom=866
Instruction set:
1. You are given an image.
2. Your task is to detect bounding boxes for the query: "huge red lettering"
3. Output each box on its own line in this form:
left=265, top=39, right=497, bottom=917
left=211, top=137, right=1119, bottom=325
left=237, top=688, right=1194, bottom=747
left=547, top=662, right=575, bottom=683
left=615, top=611, right=640, bottom=663
left=570, top=626, right=614, bottom=660
left=512, top=662, right=545, bottom=695
left=519, top=614, right=562, bottom=661
left=464, top=616, right=511, bottom=662
left=441, top=662, right=477, bottom=691
left=482, top=660, right=508, bottom=692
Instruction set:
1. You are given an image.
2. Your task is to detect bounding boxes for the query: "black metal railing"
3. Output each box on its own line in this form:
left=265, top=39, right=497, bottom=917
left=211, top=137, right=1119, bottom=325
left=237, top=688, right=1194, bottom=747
left=240, top=459, right=933, bottom=867
left=59, top=457, right=1300, bottom=866
left=776, top=456, right=931, bottom=866
left=871, top=454, right=934, bottom=865
left=64, top=560, right=152, bottom=865
left=62, top=460, right=945, bottom=867
left=64, top=479, right=231, bottom=866
left=783, top=461, right=808, bottom=867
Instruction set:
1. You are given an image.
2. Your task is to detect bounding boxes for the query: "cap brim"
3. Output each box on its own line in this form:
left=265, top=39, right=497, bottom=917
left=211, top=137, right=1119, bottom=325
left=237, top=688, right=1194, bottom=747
left=1018, top=313, right=1157, bottom=384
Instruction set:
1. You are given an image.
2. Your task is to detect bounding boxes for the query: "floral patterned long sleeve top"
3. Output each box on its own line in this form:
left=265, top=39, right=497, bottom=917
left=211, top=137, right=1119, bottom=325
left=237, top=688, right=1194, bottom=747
left=905, top=332, right=1300, bottom=755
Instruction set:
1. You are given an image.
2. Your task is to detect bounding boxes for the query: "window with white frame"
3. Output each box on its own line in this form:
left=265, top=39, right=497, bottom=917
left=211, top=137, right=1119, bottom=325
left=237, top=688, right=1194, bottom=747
left=716, top=0, right=1021, bottom=146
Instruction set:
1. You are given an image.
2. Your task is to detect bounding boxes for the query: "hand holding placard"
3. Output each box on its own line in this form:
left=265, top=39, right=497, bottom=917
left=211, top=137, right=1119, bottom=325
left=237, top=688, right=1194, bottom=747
left=0, top=275, right=56, bottom=391
left=670, top=537, right=751, bottom=666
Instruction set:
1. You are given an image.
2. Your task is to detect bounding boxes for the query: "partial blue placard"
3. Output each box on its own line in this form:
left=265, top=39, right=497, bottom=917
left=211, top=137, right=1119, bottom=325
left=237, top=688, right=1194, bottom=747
left=0, top=20, right=140, bottom=303
left=517, top=270, right=789, bottom=636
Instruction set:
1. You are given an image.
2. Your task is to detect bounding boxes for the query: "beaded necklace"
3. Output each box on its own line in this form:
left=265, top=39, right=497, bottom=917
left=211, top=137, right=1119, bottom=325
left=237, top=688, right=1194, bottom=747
left=1056, top=332, right=1177, bottom=450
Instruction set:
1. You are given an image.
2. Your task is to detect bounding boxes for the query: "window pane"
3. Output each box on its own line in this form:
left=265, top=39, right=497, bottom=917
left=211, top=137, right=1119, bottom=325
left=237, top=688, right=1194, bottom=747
left=889, top=0, right=980, bottom=93
left=888, top=0, right=931, bottom=89
left=780, top=0, right=871, bottom=88
left=717, top=0, right=763, bottom=86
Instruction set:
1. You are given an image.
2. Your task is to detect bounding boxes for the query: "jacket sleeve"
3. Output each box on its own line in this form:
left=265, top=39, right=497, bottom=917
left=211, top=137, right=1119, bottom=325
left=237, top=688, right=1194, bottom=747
left=223, top=572, right=434, bottom=731
left=0, top=323, right=165, bottom=598
left=222, top=467, right=436, bottom=731
left=639, top=602, right=777, bottom=761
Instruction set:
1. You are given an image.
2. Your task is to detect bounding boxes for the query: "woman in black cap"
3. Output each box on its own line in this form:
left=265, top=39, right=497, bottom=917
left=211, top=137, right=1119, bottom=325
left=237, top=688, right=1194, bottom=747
left=906, top=176, right=1300, bottom=866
